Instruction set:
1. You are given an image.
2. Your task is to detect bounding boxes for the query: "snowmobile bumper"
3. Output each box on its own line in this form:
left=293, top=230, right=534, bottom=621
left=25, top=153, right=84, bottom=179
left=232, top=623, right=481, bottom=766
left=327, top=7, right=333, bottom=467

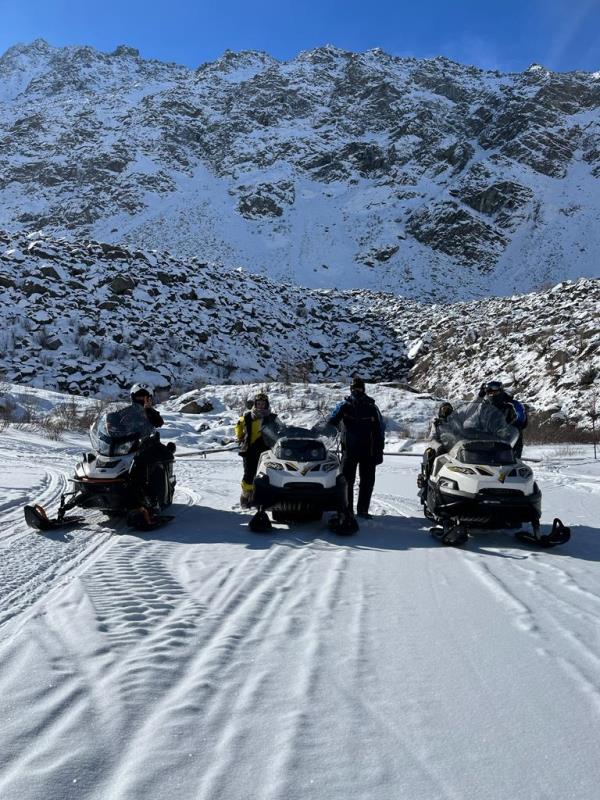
left=252, top=474, right=347, bottom=513
left=429, top=484, right=542, bottom=527
left=70, top=477, right=133, bottom=511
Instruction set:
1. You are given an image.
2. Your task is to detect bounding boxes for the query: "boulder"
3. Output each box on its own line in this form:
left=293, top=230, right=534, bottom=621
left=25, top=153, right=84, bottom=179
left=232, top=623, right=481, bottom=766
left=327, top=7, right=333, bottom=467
left=39, top=265, right=61, bottom=280
left=180, top=399, right=214, bottom=414
left=109, top=275, right=136, bottom=294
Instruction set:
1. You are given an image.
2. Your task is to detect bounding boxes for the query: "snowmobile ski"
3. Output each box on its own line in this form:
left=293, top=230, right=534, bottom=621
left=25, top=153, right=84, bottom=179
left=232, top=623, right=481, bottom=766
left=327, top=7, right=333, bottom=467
left=248, top=509, right=273, bottom=533
left=516, top=518, right=570, bottom=548
left=126, top=508, right=175, bottom=532
left=24, top=504, right=85, bottom=532
left=430, top=523, right=468, bottom=547
left=328, top=513, right=359, bottom=535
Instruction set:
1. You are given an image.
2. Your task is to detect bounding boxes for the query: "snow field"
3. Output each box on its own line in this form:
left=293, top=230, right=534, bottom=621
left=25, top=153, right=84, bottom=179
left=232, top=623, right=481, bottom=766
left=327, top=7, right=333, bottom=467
left=0, top=386, right=599, bottom=798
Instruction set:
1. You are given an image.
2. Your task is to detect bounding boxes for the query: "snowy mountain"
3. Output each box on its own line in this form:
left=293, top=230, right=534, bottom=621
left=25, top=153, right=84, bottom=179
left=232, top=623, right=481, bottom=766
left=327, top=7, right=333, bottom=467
left=1, top=230, right=598, bottom=424
left=1, top=39, right=599, bottom=299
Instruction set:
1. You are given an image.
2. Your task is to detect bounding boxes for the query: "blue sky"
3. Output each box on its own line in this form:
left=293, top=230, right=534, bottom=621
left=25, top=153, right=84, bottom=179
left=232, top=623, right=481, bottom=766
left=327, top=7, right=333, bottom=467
left=0, top=0, right=598, bottom=72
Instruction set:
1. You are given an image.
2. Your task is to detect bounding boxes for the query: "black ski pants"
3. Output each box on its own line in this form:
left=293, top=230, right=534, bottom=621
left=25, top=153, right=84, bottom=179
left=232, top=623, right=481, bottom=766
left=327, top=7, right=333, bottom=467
left=241, top=444, right=267, bottom=489
left=131, top=438, right=174, bottom=506
left=341, top=454, right=377, bottom=515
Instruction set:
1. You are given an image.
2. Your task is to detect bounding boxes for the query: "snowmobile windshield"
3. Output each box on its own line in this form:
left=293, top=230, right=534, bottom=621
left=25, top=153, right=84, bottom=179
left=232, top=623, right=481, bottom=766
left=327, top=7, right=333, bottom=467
left=438, top=401, right=519, bottom=451
left=90, top=403, right=155, bottom=456
left=260, top=418, right=284, bottom=448
left=274, top=438, right=327, bottom=462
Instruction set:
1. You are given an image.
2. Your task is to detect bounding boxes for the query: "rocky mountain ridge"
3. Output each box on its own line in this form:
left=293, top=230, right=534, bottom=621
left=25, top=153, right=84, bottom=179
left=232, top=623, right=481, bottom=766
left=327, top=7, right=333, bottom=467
left=1, top=230, right=597, bottom=426
left=0, top=40, right=599, bottom=299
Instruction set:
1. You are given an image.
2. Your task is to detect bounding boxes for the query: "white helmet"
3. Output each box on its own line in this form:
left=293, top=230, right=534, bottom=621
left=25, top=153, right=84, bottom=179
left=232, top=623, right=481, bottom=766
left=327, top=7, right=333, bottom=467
left=130, top=382, right=154, bottom=403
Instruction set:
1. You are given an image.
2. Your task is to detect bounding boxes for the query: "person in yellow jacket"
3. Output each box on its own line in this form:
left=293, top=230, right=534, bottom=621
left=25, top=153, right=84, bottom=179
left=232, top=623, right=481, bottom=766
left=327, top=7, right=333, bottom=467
left=236, top=392, right=280, bottom=507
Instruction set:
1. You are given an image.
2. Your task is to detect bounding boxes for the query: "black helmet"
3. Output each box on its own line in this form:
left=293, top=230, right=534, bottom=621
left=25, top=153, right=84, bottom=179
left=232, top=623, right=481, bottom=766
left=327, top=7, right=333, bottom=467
left=484, top=380, right=504, bottom=396
left=438, top=402, right=453, bottom=419
left=350, top=376, right=365, bottom=391
left=253, top=392, right=269, bottom=407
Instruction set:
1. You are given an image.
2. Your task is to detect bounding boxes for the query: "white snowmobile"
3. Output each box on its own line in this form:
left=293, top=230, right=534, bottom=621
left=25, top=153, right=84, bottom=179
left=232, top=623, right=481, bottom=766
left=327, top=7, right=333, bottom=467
left=24, top=403, right=176, bottom=532
left=248, top=425, right=356, bottom=533
left=418, top=401, right=570, bottom=547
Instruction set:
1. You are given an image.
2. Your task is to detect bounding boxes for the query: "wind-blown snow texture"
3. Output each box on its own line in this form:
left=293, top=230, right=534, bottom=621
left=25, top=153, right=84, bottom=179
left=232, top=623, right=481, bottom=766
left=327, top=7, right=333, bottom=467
left=1, top=385, right=600, bottom=799
left=1, top=40, right=599, bottom=299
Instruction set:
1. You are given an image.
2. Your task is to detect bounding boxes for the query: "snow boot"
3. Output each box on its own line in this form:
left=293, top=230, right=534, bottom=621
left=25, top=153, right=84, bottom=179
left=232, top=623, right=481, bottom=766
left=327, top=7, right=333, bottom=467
left=240, top=491, right=253, bottom=509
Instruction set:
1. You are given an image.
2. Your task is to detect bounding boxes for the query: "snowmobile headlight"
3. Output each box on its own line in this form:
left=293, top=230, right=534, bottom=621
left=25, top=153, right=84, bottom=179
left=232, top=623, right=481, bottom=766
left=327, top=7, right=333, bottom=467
left=322, top=462, right=338, bottom=472
left=447, top=466, right=476, bottom=475
left=438, top=478, right=459, bottom=490
left=264, top=461, right=284, bottom=471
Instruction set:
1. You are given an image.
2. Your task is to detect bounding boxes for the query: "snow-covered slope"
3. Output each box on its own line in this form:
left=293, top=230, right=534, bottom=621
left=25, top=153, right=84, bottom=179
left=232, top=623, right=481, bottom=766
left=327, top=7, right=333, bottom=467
left=1, top=230, right=598, bottom=424
left=1, top=40, right=599, bottom=299
left=1, top=387, right=599, bottom=799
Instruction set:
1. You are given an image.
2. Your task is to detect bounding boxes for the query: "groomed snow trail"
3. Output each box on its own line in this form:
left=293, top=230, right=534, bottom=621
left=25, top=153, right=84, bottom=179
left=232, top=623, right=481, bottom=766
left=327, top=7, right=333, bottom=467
left=1, top=440, right=600, bottom=799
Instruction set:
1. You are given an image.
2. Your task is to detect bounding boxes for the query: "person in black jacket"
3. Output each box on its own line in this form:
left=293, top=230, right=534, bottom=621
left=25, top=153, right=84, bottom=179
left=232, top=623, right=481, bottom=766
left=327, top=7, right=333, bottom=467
left=328, top=377, right=385, bottom=519
left=420, top=401, right=454, bottom=484
left=131, top=382, right=165, bottom=428
left=478, top=380, right=527, bottom=457
left=128, top=382, right=175, bottom=511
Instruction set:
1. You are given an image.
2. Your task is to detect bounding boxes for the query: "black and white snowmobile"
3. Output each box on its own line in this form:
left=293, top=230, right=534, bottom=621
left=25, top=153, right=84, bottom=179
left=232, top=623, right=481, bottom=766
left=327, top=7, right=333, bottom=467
left=24, top=403, right=176, bottom=533
left=248, top=425, right=356, bottom=534
left=418, top=401, right=570, bottom=548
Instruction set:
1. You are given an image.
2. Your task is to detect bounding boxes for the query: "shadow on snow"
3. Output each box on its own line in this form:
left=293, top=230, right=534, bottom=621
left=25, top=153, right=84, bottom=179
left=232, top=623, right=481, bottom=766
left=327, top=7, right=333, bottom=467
left=128, top=503, right=600, bottom=562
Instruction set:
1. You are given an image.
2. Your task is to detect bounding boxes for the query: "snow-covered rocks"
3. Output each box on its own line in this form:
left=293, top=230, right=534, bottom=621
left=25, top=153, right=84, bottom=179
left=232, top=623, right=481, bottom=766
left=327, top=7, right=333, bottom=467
left=0, top=230, right=597, bottom=424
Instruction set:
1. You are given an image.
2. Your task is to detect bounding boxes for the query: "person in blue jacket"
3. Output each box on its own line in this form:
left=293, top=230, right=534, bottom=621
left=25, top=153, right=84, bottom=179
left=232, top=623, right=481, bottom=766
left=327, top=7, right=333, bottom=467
left=328, top=377, right=385, bottom=519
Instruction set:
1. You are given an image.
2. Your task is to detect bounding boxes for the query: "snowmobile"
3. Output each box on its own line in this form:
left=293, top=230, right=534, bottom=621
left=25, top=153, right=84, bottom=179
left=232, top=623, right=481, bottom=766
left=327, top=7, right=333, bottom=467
left=24, top=403, right=176, bottom=533
left=248, top=425, right=357, bottom=534
left=418, top=401, right=570, bottom=548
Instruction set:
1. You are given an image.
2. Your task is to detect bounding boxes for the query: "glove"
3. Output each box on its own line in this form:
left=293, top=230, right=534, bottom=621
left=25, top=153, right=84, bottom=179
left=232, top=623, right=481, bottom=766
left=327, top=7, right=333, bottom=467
left=374, top=449, right=384, bottom=466
left=478, top=383, right=486, bottom=398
